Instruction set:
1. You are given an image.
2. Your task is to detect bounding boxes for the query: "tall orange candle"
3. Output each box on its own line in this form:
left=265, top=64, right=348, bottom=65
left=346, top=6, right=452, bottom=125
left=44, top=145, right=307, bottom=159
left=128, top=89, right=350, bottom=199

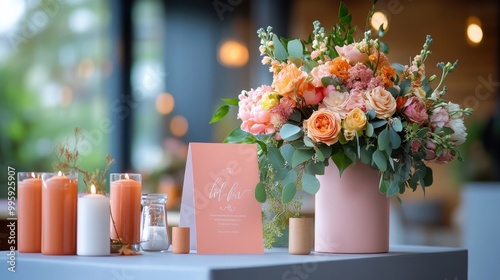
left=110, top=173, right=142, bottom=252
left=17, top=172, right=42, bottom=253
left=41, top=171, right=78, bottom=255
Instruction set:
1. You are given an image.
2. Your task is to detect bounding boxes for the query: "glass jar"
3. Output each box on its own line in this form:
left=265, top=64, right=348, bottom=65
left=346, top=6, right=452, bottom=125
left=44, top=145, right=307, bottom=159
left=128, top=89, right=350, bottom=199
left=140, top=194, right=169, bottom=252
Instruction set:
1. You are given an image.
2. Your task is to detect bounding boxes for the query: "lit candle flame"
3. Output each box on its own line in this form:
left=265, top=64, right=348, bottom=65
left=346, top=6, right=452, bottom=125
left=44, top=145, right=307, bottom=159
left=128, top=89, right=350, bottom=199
left=91, top=184, right=96, bottom=194
left=58, top=171, right=63, bottom=176
left=125, top=173, right=129, bottom=180
left=31, top=172, right=36, bottom=178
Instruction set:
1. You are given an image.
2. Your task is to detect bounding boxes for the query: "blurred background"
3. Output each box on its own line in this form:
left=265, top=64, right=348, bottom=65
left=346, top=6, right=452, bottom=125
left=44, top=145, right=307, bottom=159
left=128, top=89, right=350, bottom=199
left=0, top=0, right=498, bottom=277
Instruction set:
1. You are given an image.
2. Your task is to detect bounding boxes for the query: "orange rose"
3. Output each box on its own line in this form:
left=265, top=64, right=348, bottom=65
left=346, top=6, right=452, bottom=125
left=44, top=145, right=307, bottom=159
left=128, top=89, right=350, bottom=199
left=304, top=109, right=341, bottom=146
left=327, top=57, right=350, bottom=81
left=272, top=63, right=308, bottom=100
left=366, top=86, right=397, bottom=119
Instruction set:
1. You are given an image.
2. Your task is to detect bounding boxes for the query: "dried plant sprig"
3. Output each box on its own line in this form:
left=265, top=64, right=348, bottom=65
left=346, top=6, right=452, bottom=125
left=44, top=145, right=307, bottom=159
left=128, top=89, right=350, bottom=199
left=53, top=127, right=114, bottom=194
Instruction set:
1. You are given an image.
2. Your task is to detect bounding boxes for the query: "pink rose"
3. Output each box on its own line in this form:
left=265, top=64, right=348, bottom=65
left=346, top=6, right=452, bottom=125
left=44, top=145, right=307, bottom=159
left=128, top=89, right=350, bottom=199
left=310, top=64, right=332, bottom=87
left=430, top=107, right=450, bottom=129
left=335, top=44, right=369, bottom=65
left=303, top=87, right=324, bottom=105
left=403, top=96, right=428, bottom=125
left=321, top=85, right=349, bottom=117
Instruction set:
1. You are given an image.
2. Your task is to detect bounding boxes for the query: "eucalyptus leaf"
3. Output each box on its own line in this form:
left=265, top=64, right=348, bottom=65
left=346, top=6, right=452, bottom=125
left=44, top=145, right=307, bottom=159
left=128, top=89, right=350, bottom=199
left=280, top=123, right=303, bottom=141
left=391, top=118, right=403, bottom=132
left=387, top=180, right=400, bottom=197
left=292, top=148, right=315, bottom=168
left=272, top=34, right=288, bottom=61
left=289, top=110, right=302, bottom=123
left=283, top=169, right=298, bottom=186
left=423, top=166, right=433, bottom=186
left=378, top=128, right=390, bottom=151
left=372, top=149, right=387, bottom=172
left=280, top=144, right=295, bottom=166
left=306, top=161, right=325, bottom=175
left=287, top=39, right=303, bottom=58
left=282, top=182, right=297, bottom=204
left=255, top=182, right=267, bottom=203
left=366, top=122, right=374, bottom=137
left=389, top=129, right=401, bottom=149
left=302, top=173, right=320, bottom=195
left=304, top=136, right=315, bottom=147
left=366, top=109, right=376, bottom=120
left=371, top=119, right=387, bottom=129
left=319, top=144, right=333, bottom=159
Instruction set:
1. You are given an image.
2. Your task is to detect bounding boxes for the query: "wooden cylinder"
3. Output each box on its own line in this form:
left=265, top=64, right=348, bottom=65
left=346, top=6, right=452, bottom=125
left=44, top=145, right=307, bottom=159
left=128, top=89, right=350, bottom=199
left=172, top=227, right=190, bottom=254
left=288, top=217, right=313, bottom=255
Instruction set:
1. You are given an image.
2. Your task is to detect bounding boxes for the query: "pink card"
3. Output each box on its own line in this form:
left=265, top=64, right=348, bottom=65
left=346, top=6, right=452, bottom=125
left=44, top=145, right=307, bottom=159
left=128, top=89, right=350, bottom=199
left=179, top=143, right=264, bottom=254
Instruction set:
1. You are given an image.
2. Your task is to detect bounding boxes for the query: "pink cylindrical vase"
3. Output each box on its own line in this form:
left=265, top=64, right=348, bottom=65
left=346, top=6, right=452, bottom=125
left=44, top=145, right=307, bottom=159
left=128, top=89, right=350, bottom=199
left=314, top=162, right=389, bottom=253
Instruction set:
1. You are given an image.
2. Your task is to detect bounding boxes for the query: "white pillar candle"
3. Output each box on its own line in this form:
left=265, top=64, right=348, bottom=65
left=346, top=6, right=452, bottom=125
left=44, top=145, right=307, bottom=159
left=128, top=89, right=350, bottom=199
left=77, top=185, right=110, bottom=256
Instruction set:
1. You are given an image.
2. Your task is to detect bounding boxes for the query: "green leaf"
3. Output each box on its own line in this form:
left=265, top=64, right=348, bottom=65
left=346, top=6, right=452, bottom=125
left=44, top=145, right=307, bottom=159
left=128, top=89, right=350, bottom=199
left=210, top=104, right=229, bottom=124
left=283, top=169, right=298, bottom=186
left=366, top=122, right=374, bottom=137
left=319, top=144, right=333, bottom=159
left=255, top=182, right=266, bottom=203
left=282, top=182, right=297, bottom=204
left=387, top=180, right=400, bottom=197
left=423, top=166, right=433, bottom=186
left=292, top=148, right=314, bottom=168
left=321, top=76, right=338, bottom=87
left=221, top=98, right=239, bottom=106
left=378, top=128, right=390, bottom=151
left=316, top=149, right=325, bottom=162
left=306, top=161, right=325, bottom=175
left=289, top=110, right=302, bottom=123
left=338, top=1, right=349, bottom=19
left=287, top=39, right=303, bottom=58
left=302, top=173, right=320, bottom=195
left=280, top=123, right=303, bottom=141
left=386, top=87, right=399, bottom=98
left=332, top=151, right=354, bottom=176
left=303, top=60, right=319, bottom=72
left=379, top=177, right=388, bottom=194
left=372, top=149, right=387, bottom=172
left=224, top=128, right=256, bottom=144
left=272, top=34, right=288, bottom=61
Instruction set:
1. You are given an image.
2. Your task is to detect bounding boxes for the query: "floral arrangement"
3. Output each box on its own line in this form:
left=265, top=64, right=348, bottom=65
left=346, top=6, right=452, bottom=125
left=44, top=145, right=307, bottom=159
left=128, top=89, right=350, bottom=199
left=211, top=2, right=472, bottom=247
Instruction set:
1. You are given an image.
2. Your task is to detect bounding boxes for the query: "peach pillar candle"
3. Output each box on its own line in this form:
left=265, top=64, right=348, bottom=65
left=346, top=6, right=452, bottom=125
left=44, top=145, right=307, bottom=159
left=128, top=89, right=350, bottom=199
left=110, top=173, right=142, bottom=252
left=172, top=227, right=190, bottom=254
left=77, top=184, right=110, bottom=256
left=41, top=171, right=78, bottom=255
left=17, top=172, right=42, bottom=253
left=288, top=217, right=313, bottom=255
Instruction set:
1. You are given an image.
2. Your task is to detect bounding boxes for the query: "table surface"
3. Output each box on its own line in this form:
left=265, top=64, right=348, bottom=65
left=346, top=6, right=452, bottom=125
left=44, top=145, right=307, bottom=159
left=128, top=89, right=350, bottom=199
left=1, top=245, right=467, bottom=280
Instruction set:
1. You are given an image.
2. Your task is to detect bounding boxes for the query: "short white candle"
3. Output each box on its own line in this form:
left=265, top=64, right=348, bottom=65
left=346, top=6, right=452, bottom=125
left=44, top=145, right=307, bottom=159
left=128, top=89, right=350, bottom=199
left=77, top=184, right=110, bottom=256
left=141, top=226, right=169, bottom=251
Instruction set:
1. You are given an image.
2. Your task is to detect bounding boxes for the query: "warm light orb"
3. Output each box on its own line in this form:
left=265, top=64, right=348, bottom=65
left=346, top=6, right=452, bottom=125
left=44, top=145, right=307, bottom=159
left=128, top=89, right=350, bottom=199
left=218, top=40, right=249, bottom=68
left=57, top=171, right=63, bottom=176
left=156, top=92, right=175, bottom=115
left=125, top=173, right=130, bottom=180
left=466, top=17, right=483, bottom=45
left=90, top=184, right=96, bottom=194
left=371, top=11, right=389, bottom=31
left=31, top=172, right=36, bottom=178
left=170, top=115, right=188, bottom=137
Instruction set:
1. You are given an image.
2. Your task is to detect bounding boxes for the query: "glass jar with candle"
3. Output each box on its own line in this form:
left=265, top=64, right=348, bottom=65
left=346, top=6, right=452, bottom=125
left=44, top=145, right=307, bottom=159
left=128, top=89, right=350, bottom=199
left=140, top=194, right=169, bottom=252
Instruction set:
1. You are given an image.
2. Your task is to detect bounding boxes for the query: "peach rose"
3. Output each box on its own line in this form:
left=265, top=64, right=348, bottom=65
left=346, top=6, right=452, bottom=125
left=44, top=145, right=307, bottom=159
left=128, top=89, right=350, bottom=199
left=343, top=108, right=367, bottom=131
left=272, top=63, right=308, bottom=99
left=365, top=86, right=397, bottom=119
left=304, top=109, right=341, bottom=146
left=310, top=63, right=332, bottom=87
